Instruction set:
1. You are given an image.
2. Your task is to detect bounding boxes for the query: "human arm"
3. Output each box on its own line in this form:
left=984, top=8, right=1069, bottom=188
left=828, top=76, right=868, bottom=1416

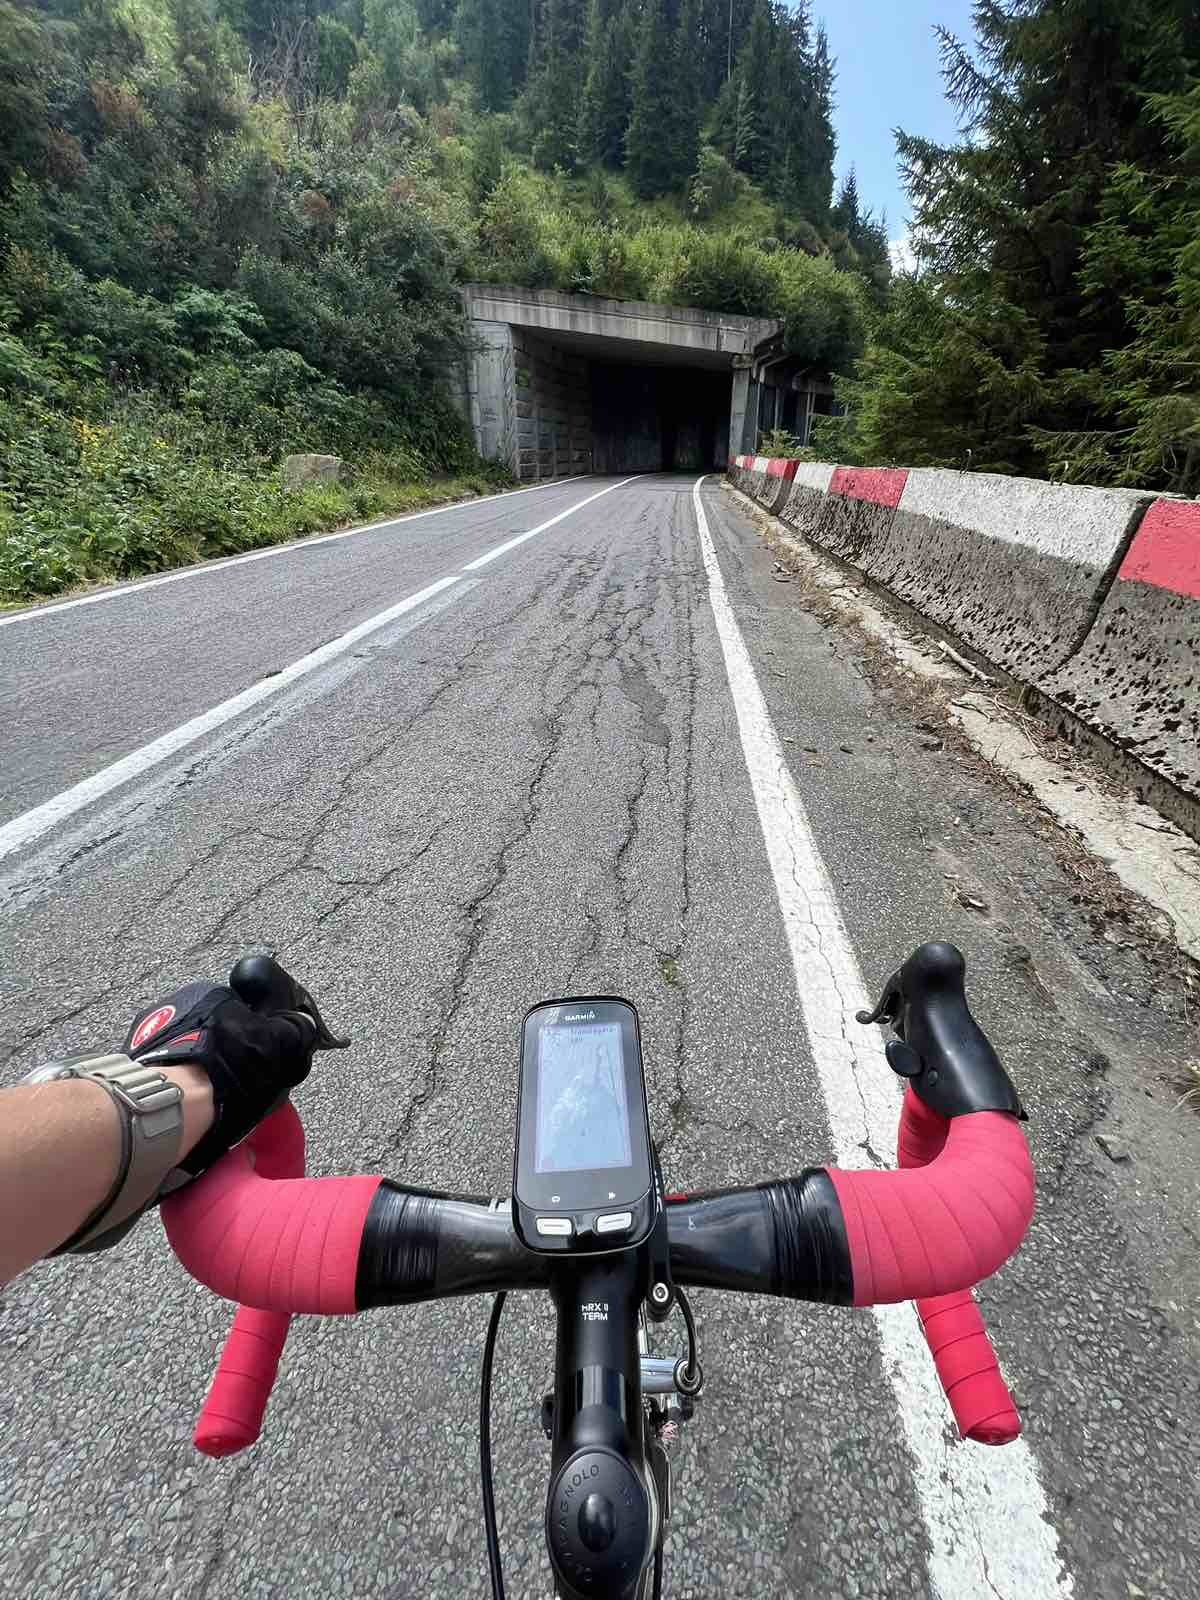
left=0, top=956, right=339, bottom=1289
left=0, top=1065, right=214, bottom=1286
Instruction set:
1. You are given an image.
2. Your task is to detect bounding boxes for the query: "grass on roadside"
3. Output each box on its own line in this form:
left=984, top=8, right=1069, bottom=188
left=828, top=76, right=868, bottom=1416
left=0, top=448, right=514, bottom=607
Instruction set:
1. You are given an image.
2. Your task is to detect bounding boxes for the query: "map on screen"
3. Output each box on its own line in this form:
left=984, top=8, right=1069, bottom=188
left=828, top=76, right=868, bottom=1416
left=535, top=1022, right=632, bottom=1174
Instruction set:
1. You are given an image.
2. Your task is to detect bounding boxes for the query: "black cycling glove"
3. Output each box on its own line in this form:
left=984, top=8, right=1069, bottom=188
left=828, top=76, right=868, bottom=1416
left=123, top=966, right=328, bottom=1179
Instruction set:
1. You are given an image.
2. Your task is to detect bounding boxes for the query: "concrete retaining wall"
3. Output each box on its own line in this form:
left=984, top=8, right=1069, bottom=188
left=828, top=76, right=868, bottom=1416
left=512, top=329, right=592, bottom=482
left=727, top=457, right=1199, bottom=814
left=1038, top=500, right=1200, bottom=802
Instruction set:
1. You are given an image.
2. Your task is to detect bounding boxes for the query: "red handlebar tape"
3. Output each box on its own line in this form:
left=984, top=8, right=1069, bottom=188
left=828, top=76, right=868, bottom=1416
left=163, top=1104, right=382, bottom=1457
left=830, top=1087, right=1030, bottom=1444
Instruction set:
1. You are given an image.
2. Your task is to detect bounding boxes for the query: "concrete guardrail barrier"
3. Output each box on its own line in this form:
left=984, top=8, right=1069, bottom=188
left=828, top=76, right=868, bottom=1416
left=804, top=467, right=908, bottom=564
left=727, top=456, right=1199, bottom=814
left=865, top=470, right=1153, bottom=680
left=777, top=462, right=835, bottom=533
left=731, top=455, right=798, bottom=515
left=1037, top=499, right=1199, bottom=804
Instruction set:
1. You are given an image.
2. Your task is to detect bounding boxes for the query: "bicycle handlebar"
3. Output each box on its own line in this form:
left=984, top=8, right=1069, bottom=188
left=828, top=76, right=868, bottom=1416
left=164, top=1089, right=1033, bottom=1455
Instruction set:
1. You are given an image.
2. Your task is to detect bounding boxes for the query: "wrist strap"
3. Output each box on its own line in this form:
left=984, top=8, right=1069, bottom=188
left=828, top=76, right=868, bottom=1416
left=52, top=1055, right=184, bottom=1254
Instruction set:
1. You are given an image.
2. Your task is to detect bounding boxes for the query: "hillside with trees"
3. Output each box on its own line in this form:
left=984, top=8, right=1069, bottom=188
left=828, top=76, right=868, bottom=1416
left=0, top=0, right=887, bottom=601
left=825, top=0, right=1200, bottom=497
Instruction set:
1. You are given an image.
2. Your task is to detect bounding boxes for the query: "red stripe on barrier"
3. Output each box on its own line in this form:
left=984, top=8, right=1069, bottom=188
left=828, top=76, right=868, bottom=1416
left=830, top=467, right=909, bottom=509
left=766, top=459, right=800, bottom=479
left=1117, top=500, right=1200, bottom=600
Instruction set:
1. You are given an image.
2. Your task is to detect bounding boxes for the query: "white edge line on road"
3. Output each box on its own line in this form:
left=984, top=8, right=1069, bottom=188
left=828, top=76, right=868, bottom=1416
left=691, top=475, right=1073, bottom=1600
left=0, top=473, right=596, bottom=630
left=0, top=475, right=637, bottom=865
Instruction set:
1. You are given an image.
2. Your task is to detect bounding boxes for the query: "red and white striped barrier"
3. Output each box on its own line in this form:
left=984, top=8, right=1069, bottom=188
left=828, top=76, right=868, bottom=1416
left=863, top=470, right=1152, bottom=681
left=731, top=455, right=801, bottom=514
left=727, top=456, right=1197, bottom=808
left=1039, top=499, right=1199, bottom=803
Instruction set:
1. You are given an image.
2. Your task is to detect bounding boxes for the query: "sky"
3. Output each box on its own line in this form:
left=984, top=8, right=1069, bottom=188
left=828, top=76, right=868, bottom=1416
left=818, top=1, right=978, bottom=264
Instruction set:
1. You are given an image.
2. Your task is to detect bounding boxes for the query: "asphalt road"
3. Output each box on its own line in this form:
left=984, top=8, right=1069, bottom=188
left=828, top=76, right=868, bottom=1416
left=1, top=474, right=1197, bottom=1600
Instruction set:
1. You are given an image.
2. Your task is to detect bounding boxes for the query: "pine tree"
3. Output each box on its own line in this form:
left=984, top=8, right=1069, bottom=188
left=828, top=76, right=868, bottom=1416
left=760, top=0, right=809, bottom=212
left=457, top=0, right=531, bottom=111
left=832, top=167, right=861, bottom=238
left=1031, top=73, right=1200, bottom=491
left=898, top=0, right=1188, bottom=373
left=696, top=0, right=726, bottom=101
left=800, top=21, right=835, bottom=220
left=846, top=0, right=1199, bottom=481
left=626, top=0, right=683, bottom=196
left=578, top=0, right=634, bottom=168
left=693, top=0, right=752, bottom=102
left=525, top=0, right=587, bottom=170
left=732, top=76, right=759, bottom=176
left=723, top=0, right=772, bottom=184
left=671, top=0, right=703, bottom=186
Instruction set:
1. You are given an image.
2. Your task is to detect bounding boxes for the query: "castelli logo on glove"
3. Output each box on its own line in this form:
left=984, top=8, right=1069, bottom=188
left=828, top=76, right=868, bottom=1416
left=131, top=1004, right=177, bottom=1052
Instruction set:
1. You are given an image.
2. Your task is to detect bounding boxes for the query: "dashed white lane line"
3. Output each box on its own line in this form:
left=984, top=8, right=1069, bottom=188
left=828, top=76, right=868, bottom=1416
left=0, top=473, right=596, bottom=629
left=691, top=475, right=1072, bottom=1600
left=462, top=476, right=641, bottom=570
left=0, top=476, right=639, bottom=865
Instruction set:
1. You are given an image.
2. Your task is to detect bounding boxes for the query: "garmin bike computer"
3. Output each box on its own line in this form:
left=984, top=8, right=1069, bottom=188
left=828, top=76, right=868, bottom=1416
left=513, top=997, right=657, bottom=1255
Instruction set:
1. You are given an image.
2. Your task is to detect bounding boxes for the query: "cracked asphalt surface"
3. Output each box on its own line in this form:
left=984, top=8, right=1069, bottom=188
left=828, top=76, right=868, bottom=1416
left=2, top=474, right=1198, bottom=1599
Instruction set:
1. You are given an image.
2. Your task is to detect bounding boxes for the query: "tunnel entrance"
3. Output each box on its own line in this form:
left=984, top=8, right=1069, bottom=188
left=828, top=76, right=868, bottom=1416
left=590, top=363, right=731, bottom=474
left=460, top=284, right=836, bottom=480
left=459, top=286, right=786, bottom=483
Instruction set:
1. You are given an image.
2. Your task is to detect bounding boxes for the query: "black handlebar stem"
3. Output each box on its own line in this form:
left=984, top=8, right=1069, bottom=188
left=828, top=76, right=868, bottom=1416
left=546, top=1252, right=654, bottom=1600
left=857, top=942, right=1026, bottom=1121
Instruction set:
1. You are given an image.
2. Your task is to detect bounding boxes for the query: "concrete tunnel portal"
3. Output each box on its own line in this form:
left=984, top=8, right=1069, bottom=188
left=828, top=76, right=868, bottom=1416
left=457, top=285, right=829, bottom=482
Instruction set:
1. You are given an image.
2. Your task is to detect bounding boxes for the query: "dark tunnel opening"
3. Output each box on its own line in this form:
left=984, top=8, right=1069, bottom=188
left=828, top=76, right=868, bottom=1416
left=590, top=362, right=732, bottom=475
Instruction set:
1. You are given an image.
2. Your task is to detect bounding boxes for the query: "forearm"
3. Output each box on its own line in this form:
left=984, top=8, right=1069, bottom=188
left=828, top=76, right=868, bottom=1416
left=0, top=1066, right=214, bottom=1286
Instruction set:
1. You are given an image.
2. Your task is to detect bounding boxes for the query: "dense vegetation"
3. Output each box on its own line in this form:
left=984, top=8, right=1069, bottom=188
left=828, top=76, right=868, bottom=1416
left=825, top=0, right=1200, bottom=496
left=5, top=0, right=1198, bottom=603
left=0, top=0, right=888, bottom=601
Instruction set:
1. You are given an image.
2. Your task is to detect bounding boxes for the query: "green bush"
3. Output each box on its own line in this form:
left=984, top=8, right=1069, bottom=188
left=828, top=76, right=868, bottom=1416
left=0, top=397, right=512, bottom=602
left=758, top=427, right=809, bottom=460
left=0, top=300, right=505, bottom=603
left=470, top=170, right=866, bottom=369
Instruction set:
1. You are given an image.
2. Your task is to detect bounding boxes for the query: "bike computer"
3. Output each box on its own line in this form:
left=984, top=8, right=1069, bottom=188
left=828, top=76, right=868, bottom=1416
left=513, top=997, right=657, bottom=1255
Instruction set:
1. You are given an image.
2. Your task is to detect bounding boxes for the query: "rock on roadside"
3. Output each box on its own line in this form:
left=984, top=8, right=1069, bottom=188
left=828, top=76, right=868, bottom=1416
left=282, top=453, right=342, bottom=490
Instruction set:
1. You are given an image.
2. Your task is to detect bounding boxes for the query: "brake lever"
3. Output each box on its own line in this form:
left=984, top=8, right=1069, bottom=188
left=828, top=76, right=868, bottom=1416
left=859, top=966, right=957, bottom=1082
left=857, top=960, right=943, bottom=1084
left=857, top=943, right=1026, bottom=1119
left=292, top=985, right=351, bottom=1052
left=856, top=971, right=903, bottom=1031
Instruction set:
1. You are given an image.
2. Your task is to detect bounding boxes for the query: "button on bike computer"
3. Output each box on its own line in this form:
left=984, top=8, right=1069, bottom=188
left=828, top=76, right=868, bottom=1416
left=513, top=997, right=657, bottom=1255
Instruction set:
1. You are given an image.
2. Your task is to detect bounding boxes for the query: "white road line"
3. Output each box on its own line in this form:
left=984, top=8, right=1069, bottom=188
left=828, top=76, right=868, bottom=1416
left=462, top=475, right=641, bottom=570
left=0, top=476, right=637, bottom=865
left=691, top=476, right=1073, bottom=1600
left=0, top=474, right=595, bottom=630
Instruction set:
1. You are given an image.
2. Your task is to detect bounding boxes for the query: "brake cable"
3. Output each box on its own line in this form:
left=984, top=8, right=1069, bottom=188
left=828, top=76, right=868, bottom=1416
left=480, top=1292, right=507, bottom=1600
left=673, top=1286, right=703, bottom=1395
